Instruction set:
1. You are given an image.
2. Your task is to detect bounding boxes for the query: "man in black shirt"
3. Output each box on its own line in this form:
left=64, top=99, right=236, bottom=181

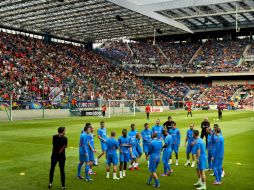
left=48, top=127, right=67, bottom=190
left=200, top=118, right=210, bottom=147
left=218, top=106, right=223, bottom=120
left=163, top=116, right=174, bottom=131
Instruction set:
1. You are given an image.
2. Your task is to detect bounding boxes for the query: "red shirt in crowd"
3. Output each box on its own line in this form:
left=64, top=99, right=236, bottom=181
left=145, top=105, right=151, bottom=113
left=102, top=105, right=107, bottom=112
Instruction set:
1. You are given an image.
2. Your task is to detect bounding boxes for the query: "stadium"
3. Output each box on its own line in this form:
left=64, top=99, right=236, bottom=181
left=0, top=0, right=253, bottom=190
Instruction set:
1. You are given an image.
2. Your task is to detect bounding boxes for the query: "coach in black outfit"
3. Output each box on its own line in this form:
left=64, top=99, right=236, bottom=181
left=48, top=127, right=67, bottom=190
left=200, top=118, right=210, bottom=147
left=218, top=106, right=223, bottom=120
left=163, top=116, right=174, bottom=131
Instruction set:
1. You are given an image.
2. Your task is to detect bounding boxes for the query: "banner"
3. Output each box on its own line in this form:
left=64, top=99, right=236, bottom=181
left=151, top=107, right=163, bottom=112
left=0, top=102, right=9, bottom=110
left=81, top=110, right=102, bottom=116
left=77, top=100, right=99, bottom=109
left=49, top=87, right=63, bottom=102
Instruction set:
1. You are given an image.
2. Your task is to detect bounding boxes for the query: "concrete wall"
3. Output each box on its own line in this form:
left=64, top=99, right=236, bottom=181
left=0, top=106, right=171, bottom=121
left=0, top=109, right=71, bottom=121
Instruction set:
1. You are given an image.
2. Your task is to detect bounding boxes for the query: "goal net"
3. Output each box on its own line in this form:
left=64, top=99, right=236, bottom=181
left=101, top=100, right=136, bottom=118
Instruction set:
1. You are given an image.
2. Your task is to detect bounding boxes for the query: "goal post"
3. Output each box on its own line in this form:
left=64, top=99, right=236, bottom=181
left=104, top=100, right=136, bottom=118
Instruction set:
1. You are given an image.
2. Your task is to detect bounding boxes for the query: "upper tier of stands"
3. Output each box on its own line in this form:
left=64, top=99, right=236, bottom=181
left=98, top=39, right=253, bottom=74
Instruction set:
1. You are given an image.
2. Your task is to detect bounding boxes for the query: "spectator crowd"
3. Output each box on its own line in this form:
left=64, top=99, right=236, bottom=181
left=0, top=32, right=253, bottom=108
left=99, top=39, right=253, bottom=74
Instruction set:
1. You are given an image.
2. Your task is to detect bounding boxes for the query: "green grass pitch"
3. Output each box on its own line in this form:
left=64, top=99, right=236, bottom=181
left=0, top=110, right=254, bottom=190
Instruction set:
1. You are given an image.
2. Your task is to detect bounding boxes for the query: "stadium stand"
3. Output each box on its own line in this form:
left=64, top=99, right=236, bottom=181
left=157, top=41, right=200, bottom=67
left=129, top=41, right=167, bottom=65
left=201, top=85, right=240, bottom=104
left=1, top=32, right=254, bottom=108
left=97, top=40, right=253, bottom=74
left=0, top=32, right=169, bottom=103
left=99, top=41, right=133, bottom=63
left=191, top=40, right=250, bottom=73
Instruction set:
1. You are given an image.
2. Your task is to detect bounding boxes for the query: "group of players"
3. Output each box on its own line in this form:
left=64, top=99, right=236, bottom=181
left=75, top=116, right=224, bottom=190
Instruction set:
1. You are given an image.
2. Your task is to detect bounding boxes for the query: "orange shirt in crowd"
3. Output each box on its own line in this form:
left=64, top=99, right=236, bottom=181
left=102, top=105, right=107, bottom=112
left=71, top=99, right=76, bottom=106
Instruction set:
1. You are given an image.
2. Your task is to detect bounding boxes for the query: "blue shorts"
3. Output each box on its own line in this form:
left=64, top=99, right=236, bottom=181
left=186, top=144, right=195, bottom=154
left=107, top=153, right=118, bottom=165
left=119, top=152, right=130, bottom=163
left=88, top=150, right=94, bottom=161
left=143, top=144, right=149, bottom=154
left=136, top=145, right=142, bottom=156
left=132, top=150, right=139, bottom=159
left=101, top=142, right=107, bottom=152
left=149, top=156, right=160, bottom=173
left=79, top=153, right=89, bottom=163
left=213, top=157, right=223, bottom=168
left=162, top=148, right=172, bottom=163
left=197, top=157, right=207, bottom=171
left=172, top=144, right=179, bottom=154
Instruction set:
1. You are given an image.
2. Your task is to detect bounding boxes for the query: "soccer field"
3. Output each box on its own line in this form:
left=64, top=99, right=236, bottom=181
left=0, top=110, right=254, bottom=190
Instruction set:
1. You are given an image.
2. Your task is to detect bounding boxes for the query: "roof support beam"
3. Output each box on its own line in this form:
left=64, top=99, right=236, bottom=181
left=171, top=8, right=254, bottom=20
left=142, top=0, right=240, bottom=11
left=3, top=1, right=105, bottom=23
left=19, top=6, right=120, bottom=27
left=41, top=14, right=151, bottom=32
left=107, top=0, right=193, bottom=33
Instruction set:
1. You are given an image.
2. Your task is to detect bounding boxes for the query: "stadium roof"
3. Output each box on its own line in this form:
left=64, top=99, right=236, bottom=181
left=0, top=0, right=253, bottom=42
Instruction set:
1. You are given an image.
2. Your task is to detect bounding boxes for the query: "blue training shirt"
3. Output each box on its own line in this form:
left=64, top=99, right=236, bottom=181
left=169, top=128, right=181, bottom=146
left=79, top=132, right=89, bottom=154
left=98, top=128, right=108, bottom=143
left=128, top=130, right=138, bottom=140
left=213, top=134, right=224, bottom=158
left=141, top=129, right=152, bottom=144
left=148, top=138, right=163, bottom=159
left=207, top=133, right=214, bottom=151
left=152, top=125, right=164, bottom=139
left=106, top=138, right=119, bottom=154
left=131, top=138, right=138, bottom=153
left=193, top=138, right=206, bottom=159
left=118, top=136, right=131, bottom=154
left=164, top=134, right=172, bottom=150
left=88, top=133, right=95, bottom=151
left=186, top=129, right=194, bottom=145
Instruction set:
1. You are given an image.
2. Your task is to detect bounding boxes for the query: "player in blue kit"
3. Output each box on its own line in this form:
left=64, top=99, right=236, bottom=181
left=146, top=133, right=163, bottom=188
left=212, top=128, right=224, bottom=185
left=152, top=119, right=164, bottom=139
left=141, top=123, right=153, bottom=166
left=77, top=124, right=92, bottom=181
left=88, top=125, right=96, bottom=175
left=136, top=133, right=143, bottom=159
left=206, top=127, right=214, bottom=171
left=106, top=131, right=120, bottom=180
left=129, top=133, right=140, bottom=171
left=128, top=124, right=139, bottom=170
left=193, top=130, right=207, bottom=190
left=161, top=129, right=173, bottom=176
left=185, top=123, right=196, bottom=167
left=211, top=124, right=225, bottom=177
left=95, top=121, right=108, bottom=166
left=128, top=124, right=138, bottom=140
left=118, top=129, right=132, bottom=178
left=136, top=134, right=143, bottom=159
left=168, top=122, right=181, bottom=165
